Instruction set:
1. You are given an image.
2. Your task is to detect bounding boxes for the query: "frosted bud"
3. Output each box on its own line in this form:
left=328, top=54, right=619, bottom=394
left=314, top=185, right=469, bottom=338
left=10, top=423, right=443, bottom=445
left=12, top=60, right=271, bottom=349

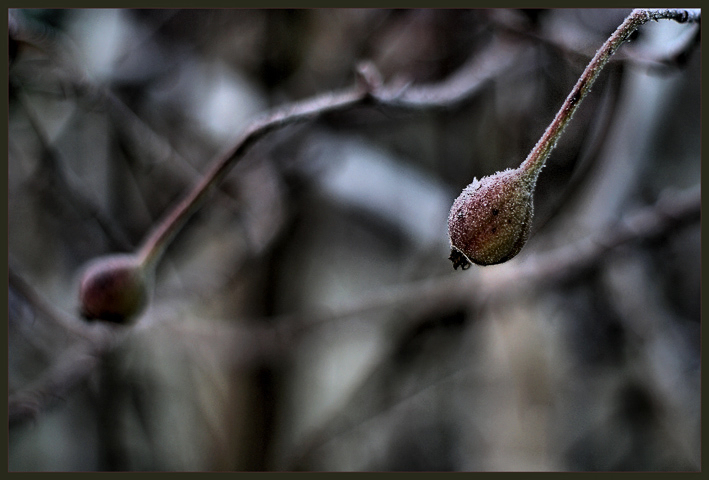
left=447, top=166, right=537, bottom=269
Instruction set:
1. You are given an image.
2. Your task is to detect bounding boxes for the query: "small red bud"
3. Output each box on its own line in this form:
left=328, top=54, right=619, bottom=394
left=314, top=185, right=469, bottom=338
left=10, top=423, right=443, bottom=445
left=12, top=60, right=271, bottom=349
left=78, top=254, right=150, bottom=324
left=447, top=166, right=536, bottom=269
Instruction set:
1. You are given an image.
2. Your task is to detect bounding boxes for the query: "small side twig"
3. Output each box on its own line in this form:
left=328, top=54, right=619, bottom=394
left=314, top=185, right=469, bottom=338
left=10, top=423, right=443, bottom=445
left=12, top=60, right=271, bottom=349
left=8, top=343, right=109, bottom=427
left=489, top=9, right=701, bottom=74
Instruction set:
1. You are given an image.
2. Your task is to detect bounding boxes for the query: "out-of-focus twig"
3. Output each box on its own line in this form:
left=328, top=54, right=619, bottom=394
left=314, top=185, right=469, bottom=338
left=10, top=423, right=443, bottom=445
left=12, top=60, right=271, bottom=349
left=8, top=341, right=111, bottom=427
left=366, top=35, right=528, bottom=109
left=9, top=263, right=100, bottom=342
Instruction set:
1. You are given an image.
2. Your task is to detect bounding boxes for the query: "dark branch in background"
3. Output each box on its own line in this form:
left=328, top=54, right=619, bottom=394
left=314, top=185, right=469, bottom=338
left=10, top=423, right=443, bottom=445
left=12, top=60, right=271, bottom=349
left=9, top=11, right=240, bottom=245
left=495, top=184, right=701, bottom=291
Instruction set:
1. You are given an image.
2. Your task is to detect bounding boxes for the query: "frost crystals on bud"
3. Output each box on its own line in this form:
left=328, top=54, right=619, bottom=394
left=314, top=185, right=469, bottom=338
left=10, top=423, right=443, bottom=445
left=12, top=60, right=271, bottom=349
left=447, top=166, right=537, bottom=269
left=79, top=254, right=150, bottom=324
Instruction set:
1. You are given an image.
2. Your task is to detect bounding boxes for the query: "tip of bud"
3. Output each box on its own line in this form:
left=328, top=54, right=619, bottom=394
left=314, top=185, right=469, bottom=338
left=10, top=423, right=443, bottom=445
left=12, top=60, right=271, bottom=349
left=78, top=254, right=150, bottom=324
left=447, top=167, right=536, bottom=268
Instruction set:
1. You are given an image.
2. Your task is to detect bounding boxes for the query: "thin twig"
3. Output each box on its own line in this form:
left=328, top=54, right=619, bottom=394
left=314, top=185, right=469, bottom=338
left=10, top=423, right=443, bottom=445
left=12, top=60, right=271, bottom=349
left=8, top=342, right=109, bottom=427
left=489, top=9, right=701, bottom=74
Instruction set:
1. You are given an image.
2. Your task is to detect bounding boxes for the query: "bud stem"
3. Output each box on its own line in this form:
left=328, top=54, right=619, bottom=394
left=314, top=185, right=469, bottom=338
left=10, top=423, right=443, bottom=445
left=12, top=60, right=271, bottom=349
left=519, top=8, right=700, bottom=179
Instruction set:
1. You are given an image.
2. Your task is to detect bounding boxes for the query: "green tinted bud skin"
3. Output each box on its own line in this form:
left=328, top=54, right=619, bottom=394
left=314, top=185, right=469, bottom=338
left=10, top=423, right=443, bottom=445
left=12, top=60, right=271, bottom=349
left=447, top=167, right=536, bottom=268
left=79, top=254, right=149, bottom=324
